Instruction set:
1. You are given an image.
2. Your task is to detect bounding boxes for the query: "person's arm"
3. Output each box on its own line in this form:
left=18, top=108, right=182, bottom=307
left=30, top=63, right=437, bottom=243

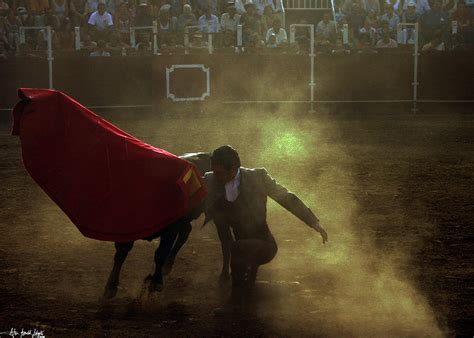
left=260, top=168, right=328, bottom=243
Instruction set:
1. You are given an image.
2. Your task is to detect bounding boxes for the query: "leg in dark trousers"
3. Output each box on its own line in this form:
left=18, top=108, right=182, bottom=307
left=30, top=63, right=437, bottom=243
left=230, top=239, right=278, bottom=287
left=103, top=241, right=134, bottom=299
left=162, top=222, right=192, bottom=276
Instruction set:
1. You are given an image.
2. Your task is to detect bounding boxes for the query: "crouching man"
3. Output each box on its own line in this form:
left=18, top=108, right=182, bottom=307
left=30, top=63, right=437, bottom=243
left=204, top=145, right=328, bottom=288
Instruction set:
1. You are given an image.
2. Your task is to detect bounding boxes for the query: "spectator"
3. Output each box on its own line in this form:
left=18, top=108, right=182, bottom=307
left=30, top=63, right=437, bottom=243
left=375, top=31, right=398, bottom=47
left=87, top=2, right=113, bottom=41
left=234, top=0, right=247, bottom=14
left=357, top=30, right=375, bottom=49
left=421, top=30, right=445, bottom=50
left=135, top=30, right=152, bottom=50
left=221, top=3, right=240, bottom=32
left=28, top=0, right=50, bottom=16
left=420, top=0, right=449, bottom=43
left=90, top=38, right=111, bottom=55
left=177, top=4, right=197, bottom=31
left=115, top=2, right=132, bottom=44
left=0, top=18, right=11, bottom=51
left=0, top=0, right=9, bottom=16
left=4, top=9, right=22, bottom=51
left=380, top=5, right=400, bottom=36
left=106, top=32, right=128, bottom=54
left=265, top=18, right=286, bottom=45
left=157, top=4, right=178, bottom=46
left=316, top=12, right=337, bottom=45
left=359, top=17, right=377, bottom=45
left=362, top=0, right=380, bottom=15
left=80, top=32, right=97, bottom=50
left=402, top=1, right=420, bottom=23
left=347, top=2, right=367, bottom=36
left=401, top=0, right=430, bottom=15
left=17, top=7, right=34, bottom=25
left=451, top=0, right=471, bottom=28
left=43, top=7, right=60, bottom=30
left=189, top=32, right=208, bottom=48
left=260, top=4, right=274, bottom=33
left=198, top=7, right=219, bottom=33
left=69, top=0, right=87, bottom=27
left=240, top=2, right=260, bottom=44
left=255, top=0, right=274, bottom=15
left=0, top=40, right=7, bottom=58
left=51, top=0, right=68, bottom=19
left=134, top=1, right=153, bottom=26
left=56, top=16, right=74, bottom=49
left=222, top=28, right=236, bottom=47
left=84, top=0, right=99, bottom=16
left=366, top=9, right=380, bottom=28
left=196, top=0, right=218, bottom=14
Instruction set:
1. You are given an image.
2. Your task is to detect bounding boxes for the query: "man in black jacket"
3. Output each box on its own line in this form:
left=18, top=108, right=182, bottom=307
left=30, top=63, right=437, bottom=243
left=204, top=145, right=328, bottom=287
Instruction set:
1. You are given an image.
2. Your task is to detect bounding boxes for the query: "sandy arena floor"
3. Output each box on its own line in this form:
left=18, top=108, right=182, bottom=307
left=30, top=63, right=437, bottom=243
left=0, top=106, right=473, bottom=337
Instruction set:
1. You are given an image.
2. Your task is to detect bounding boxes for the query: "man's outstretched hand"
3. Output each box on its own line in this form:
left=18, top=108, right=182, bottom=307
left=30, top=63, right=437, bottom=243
left=311, top=223, right=328, bottom=244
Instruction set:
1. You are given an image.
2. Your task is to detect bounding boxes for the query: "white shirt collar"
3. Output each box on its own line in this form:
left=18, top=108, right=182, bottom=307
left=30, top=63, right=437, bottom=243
left=224, top=167, right=240, bottom=202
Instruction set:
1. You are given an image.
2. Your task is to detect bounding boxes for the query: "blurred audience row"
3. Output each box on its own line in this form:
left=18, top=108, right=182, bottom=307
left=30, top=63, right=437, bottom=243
left=0, top=0, right=472, bottom=58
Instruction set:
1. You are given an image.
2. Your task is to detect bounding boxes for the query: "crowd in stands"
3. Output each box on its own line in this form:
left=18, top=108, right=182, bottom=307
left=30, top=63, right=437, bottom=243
left=0, top=0, right=472, bottom=58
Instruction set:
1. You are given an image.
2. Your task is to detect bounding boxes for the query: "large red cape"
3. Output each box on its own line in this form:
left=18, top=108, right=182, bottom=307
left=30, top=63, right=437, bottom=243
left=11, top=88, right=207, bottom=242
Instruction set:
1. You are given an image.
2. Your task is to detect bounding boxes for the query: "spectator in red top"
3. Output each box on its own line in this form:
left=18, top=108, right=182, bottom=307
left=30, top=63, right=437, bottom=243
left=375, top=31, right=398, bottom=48
left=451, top=0, right=471, bottom=28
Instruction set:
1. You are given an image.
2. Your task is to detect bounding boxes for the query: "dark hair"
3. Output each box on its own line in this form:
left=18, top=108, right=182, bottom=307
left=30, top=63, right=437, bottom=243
left=211, top=145, right=241, bottom=170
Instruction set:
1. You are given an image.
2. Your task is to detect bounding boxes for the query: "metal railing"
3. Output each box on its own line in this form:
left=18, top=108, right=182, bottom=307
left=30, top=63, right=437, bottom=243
left=285, top=0, right=331, bottom=10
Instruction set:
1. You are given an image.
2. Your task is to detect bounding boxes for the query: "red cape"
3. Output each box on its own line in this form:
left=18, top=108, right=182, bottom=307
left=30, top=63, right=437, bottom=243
left=11, top=88, right=207, bottom=242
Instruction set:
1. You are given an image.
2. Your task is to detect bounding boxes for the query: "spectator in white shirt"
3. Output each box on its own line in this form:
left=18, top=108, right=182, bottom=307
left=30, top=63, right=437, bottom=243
left=316, top=12, right=336, bottom=45
left=88, top=2, right=113, bottom=41
left=265, top=18, right=287, bottom=46
left=402, top=0, right=430, bottom=15
left=380, top=5, right=400, bottom=36
left=221, top=3, right=241, bottom=32
left=255, top=0, right=274, bottom=15
left=198, top=7, right=219, bottom=33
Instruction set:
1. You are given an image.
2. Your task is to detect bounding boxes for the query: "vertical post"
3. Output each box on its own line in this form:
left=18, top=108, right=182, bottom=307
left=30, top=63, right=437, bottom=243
left=130, top=28, right=136, bottom=48
left=46, top=26, right=53, bottom=89
left=396, top=23, right=403, bottom=43
left=208, top=33, right=213, bottom=54
left=342, top=23, right=348, bottom=46
left=184, top=27, right=190, bottom=54
left=153, top=21, right=158, bottom=54
left=451, top=20, right=458, bottom=34
left=237, top=24, right=242, bottom=49
left=19, top=28, right=26, bottom=44
left=289, top=24, right=296, bottom=44
left=309, top=25, right=315, bottom=113
left=412, top=23, right=419, bottom=113
left=330, top=0, right=337, bottom=33
left=74, top=26, right=81, bottom=50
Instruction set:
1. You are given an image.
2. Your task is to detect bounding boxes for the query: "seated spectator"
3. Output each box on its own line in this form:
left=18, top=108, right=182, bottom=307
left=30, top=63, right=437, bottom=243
left=198, top=7, right=219, bottom=33
left=0, top=0, right=9, bottom=16
left=115, top=2, right=132, bottom=44
left=84, top=0, right=99, bottom=17
left=365, top=9, right=380, bottom=28
left=56, top=16, right=74, bottom=49
left=265, top=18, right=286, bottom=46
left=260, top=4, right=274, bottom=33
left=316, top=12, right=336, bottom=45
left=51, top=0, right=68, bottom=19
left=80, top=32, right=97, bottom=50
left=157, top=4, right=178, bottom=33
left=28, top=0, right=50, bottom=17
left=246, top=30, right=265, bottom=49
left=420, top=0, right=448, bottom=43
left=69, top=0, right=87, bottom=27
left=255, top=0, right=274, bottom=16
left=362, top=0, right=380, bottom=15
left=451, top=0, right=471, bottom=29
left=240, top=2, right=261, bottom=44
left=87, top=2, right=113, bottom=41
left=177, top=4, right=197, bottom=31
left=375, top=31, right=398, bottom=47
left=359, top=18, right=377, bottom=45
left=402, top=1, right=420, bottom=23
left=0, top=40, right=7, bottom=59
left=90, top=38, right=111, bottom=55
left=421, top=30, right=445, bottom=50
left=380, top=5, right=400, bottom=37
left=189, top=32, right=208, bottom=48
left=134, top=1, right=153, bottom=26
left=347, top=2, right=367, bottom=38
left=196, top=0, right=218, bottom=15
left=401, top=0, right=430, bottom=15
left=4, top=9, right=22, bottom=51
left=135, top=30, right=152, bottom=51
left=0, top=17, right=10, bottom=51
left=42, top=7, right=60, bottom=31
left=106, top=32, right=128, bottom=54
left=221, top=28, right=236, bottom=47
left=221, top=3, right=241, bottom=32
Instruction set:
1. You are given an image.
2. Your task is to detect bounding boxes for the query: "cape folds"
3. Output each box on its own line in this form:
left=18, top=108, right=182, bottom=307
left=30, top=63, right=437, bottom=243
left=11, top=88, right=207, bottom=242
